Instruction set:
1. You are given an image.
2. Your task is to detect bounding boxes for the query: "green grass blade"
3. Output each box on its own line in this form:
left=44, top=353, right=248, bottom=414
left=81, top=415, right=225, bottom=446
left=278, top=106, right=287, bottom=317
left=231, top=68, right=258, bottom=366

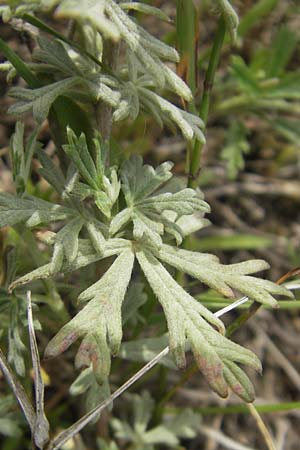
left=166, top=401, right=300, bottom=416
left=0, top=37, right=40, bottom=88
left=239, top=0, right=279, bottom=37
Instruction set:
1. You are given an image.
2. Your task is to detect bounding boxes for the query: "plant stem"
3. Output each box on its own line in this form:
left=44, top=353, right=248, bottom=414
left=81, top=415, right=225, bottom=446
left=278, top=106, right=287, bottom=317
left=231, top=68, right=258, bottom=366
left=166, top=401, right=300, bottom=416
left=176, top=0, right=198, bottom=100
left=96, top=41, right=119, bottom=144
left=188, top=16, right=226, bottom=188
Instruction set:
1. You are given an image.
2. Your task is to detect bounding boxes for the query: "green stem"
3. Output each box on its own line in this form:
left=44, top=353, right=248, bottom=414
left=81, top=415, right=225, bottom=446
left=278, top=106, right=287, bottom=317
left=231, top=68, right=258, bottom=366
left=176, top=0, right=198, bottom=100
left=166, top=401, right=300, bottom=416
left=188, top=17, right=226, bottom=188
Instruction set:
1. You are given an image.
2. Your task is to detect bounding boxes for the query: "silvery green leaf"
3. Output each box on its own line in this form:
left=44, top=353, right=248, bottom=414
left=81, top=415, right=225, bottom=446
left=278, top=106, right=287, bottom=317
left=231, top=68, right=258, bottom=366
left=7, top=296, right=27, bottom=377
left=80, top=22, right=103, bottom=62
left=70, top=367, right=93, bottom=396
left=9, top=77, right=81, bottom=123
left=111, top=391, right=199, bottom=447
left=164, top=409, right=200, bottom=440
left=140, top=94, right=164, bottom=128
left=215, top=0, right=239, bottom=41
left=133, top=391, right=154, bottom=433
left=50, top=241, right=64, bottom=274
left=119, top=335, right=176, bottom=369
left=9, top=264, right=54, bottom=292
left=0, top=193, right=74, bottom=228
left=137, top=249, right=261, bottom=400
left=85, top=373, right=110, bottom=416
left=176, top=213, right=211, bottom=237
left=97, top=438, right=119, bottom=450
left=105, top=0, right=165, bottom=87
left=94, top=191, right=113, bottom=217
left=113, top=98, right=132, bottom=122
left=55, top=217, right=84, bottom=263
left=139, top=88, right=206, bottom=142
left=103, top=170, right=120, bottom=205
left=9, top=238, right=131, bottom=291
left=9, top=122, right=25, bottom=192
left=126, top=50, right=139, bottom=84
left=85, top=220, right=106, bottom=254
left=72, top=182, right=94, bottom=200
left=109, top=1, right=178, bottom=63
left=86, top=77, right=120, bottom=106
left=120, top=2, right=171, bottom=23
left=0, top=396, right=16, bottom=416
left=38, top=150, right=66, bottom=195
left=8, top=325, right=26, bottom=377
left=143, top=426, right=178, bottom=446
left=62, top=238, right=131, bottom=272
left=118, top=157, right=210, bottom=245
left=139, top=188, right=210, bottom=216
left=223, top=360, right=255, bottom=403
left=70, top=367, right=110, bottom=418
left=10, top=123, right=41, bottom=194
left=156, top=59, right=192, bottom=101
left=132, top=210, right=164, bottom=249
left=159, top=216, right=184, bottom=245
left=33, top=36, right=81, bottom=77
left=121, top=282, right=147, bottom=325
left=0, top=417, right=22, bottom=438
left=109, top=207, right=132, bottom=236
left=121, top=155, right=173, bottom=204
left=56, top=0, right=121, bottom=42
left=113, top=83, right=140, bottom=122
left=44, top=249, right=134, bottom=383
left=155, top=244, right=293, bottom=306
left=63, top=128, right=102, bottom=189
left=137, top=249, right=224, bottom=362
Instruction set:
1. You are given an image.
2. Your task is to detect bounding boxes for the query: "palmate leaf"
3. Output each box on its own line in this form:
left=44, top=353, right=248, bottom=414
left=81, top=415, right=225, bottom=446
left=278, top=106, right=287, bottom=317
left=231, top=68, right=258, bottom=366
left=121, top=155, right=173, bottom=205
left=136, top=249, right=261, bottom=401
left=63, top=129, right=120, bottom=218
left=139, top=189, right=210, bottom=216
left=0, top=193, right=74, bottom=228
left=55, top=0, right=121, bottom=42
left=154, top=244, right=292, bottom=306
left=44, top=249, right=134, bottom=383
left=111, top=391, right=200, bottom=448
left=33, top=36, right=81, bottom=78
left=110, top=156, right=209, bottom=248
left=9, top=77, right=81, bottom=123
left=138, top=87, right=205, bottom=142
left=70, top=367, right=111, bottom=420
left=9, top=238, right=130, bottom=291
left=49, top=217, right=85, bottom=273
left=9, top=122, right=42, bottom=194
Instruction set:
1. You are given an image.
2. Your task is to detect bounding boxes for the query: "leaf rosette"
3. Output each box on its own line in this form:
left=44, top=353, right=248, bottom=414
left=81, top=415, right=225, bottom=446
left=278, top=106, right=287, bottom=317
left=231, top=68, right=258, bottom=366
left=2, top=146, right=292, bottom=401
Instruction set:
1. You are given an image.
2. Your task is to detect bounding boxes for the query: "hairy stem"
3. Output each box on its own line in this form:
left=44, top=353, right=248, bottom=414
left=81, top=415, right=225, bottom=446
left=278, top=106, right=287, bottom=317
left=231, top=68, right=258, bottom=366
left=96, top=40, right=119, bottom=144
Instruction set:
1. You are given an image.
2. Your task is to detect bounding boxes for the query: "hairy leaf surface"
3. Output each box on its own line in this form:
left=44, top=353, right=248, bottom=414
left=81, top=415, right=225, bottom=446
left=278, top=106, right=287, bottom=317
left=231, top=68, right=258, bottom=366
left=45, top=249, right=134, bottom=383
left=137, top=248, right=262, bottom=400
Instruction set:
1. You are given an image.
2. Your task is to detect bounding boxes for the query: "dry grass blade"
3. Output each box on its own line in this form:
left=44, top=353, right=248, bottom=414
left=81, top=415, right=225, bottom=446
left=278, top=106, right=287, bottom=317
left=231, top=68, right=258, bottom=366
left=0, top=347, right=36, bottom=432
left=247, top=403, right=277, bottom=450
left=27, top=291, right=50, bottom=449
